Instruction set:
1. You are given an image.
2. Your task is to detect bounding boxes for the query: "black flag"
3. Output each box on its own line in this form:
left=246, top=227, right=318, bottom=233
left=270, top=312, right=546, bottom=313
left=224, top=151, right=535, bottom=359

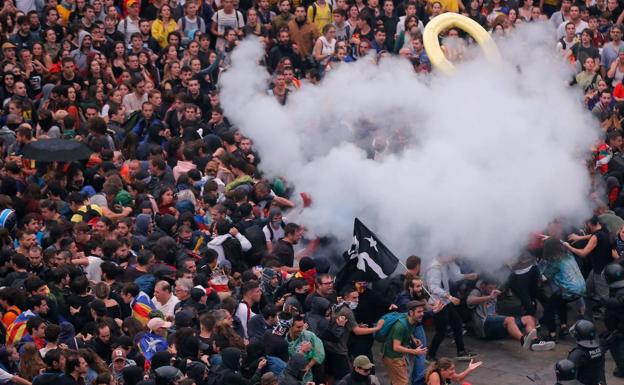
left=336, top=218, right=400, bottom=288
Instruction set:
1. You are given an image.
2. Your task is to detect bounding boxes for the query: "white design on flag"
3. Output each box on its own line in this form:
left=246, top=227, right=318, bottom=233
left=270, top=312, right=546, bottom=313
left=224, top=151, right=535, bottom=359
left=348, top=240, right=388, bottom=279
left=144, top=336, right=161, bottom=353
left=364, top=236, right=378, bottom=252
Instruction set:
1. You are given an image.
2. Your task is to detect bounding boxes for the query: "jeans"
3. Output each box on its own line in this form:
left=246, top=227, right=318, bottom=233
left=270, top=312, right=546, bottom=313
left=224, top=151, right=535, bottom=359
left=410, top=325, right=427, bottom=385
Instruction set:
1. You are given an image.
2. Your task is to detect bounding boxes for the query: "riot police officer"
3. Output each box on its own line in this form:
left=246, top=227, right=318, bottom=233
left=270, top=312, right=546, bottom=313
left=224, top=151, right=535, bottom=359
left=555, top=359, right=583, bottom=385
left=567, top=319, right=606, bottom=385
left=603, top=262, right=624, bottom=378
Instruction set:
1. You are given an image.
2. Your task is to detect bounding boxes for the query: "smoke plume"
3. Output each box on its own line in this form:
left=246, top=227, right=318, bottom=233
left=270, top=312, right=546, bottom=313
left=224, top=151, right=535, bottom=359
left=219, top=25, right=598, bottom=265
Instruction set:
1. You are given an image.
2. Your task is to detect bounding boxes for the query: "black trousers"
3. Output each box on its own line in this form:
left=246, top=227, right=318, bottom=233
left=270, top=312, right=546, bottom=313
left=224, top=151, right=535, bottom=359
left=428, top=303, right=465, bottom=358
left=508, top=265, right=548, bottom=316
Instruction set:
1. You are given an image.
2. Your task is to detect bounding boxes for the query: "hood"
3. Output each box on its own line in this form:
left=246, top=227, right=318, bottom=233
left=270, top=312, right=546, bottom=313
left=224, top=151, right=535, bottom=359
left=208, top=234, right=230, bottom=246
left=78, top=30, right=92, bottom=49
left=122, top=365, right=144, bottom=385
left=58, top=321, right=78, bottom=349
left=245, top=341, right=265, bottom=363
left=135, top=213, right=151, bottom=236
left=221, top=347, right=241, bottom=371
left=178, top=336, right=200, bottom=360
left=309, top=296, right=331, bottom=316
left=285, top=354, right=306, bottom=380
left=156, top=214, right=177, bottom=237
left=151, top=351, right=173, bottom=370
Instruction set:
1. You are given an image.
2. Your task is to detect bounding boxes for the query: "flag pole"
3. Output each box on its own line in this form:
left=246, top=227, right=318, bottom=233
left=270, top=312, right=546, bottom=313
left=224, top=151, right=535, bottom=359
left=396, top=259, right=433, bottom=298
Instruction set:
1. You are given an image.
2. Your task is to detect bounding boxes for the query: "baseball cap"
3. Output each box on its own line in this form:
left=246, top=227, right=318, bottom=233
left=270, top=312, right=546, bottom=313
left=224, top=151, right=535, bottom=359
left=112, top=348, right=127, bottom=362
left=2, top=42, right=16, bottom=50
left=147, top=317, right=173, bottom=331
left=353, top=355, right=374, bottom=370
left=406, top=300, right=426, bottom=311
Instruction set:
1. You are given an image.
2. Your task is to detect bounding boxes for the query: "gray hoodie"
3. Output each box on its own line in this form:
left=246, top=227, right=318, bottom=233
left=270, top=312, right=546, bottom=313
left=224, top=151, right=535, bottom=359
left=70, top=31, right=99, bottom=72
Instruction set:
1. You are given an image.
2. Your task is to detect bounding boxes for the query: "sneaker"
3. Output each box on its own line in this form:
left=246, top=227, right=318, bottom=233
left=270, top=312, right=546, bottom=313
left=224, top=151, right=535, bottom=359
left=542, top=334, right=557, bottom=343
left=456, top=351, right=478, bottom=361
left=522, top=329, right=538, bottom=350
left=530, top=340, right=556, bottom=351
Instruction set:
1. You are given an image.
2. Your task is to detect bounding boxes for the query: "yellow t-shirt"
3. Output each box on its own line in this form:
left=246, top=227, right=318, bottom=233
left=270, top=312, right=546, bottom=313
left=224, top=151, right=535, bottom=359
left=57, top=4, right=72, bottom=27
left=437, top=0, right=459, bottom=13
left=307, top=2, right=332, bottom=33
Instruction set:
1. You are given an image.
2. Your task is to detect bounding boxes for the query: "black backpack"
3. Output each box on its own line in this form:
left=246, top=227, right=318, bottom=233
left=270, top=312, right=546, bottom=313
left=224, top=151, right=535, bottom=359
left=222, top=236, right=247, bottom=273
left=242, top=224, right=266, bottom=266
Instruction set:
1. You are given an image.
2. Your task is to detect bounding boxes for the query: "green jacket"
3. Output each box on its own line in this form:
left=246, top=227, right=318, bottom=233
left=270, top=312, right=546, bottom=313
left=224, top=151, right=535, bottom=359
left=286, top=330, right=325, bottom=383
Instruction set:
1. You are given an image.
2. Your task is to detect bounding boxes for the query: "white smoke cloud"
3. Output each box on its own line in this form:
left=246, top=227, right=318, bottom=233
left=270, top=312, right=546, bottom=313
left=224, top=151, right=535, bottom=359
left=219, top=25, right=598, bottom=265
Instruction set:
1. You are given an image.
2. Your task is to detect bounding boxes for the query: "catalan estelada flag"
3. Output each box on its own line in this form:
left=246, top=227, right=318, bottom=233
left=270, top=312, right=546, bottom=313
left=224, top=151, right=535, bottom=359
left=138, top=332, right=168, bottom=362
left=6, top=310, right=36, bottom=346
left=131, top=292, right=156, bottom=326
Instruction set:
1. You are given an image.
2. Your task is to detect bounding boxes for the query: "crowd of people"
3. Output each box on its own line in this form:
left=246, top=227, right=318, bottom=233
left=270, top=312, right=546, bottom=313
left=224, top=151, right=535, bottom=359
left=0, top=0, right=620, bottom=384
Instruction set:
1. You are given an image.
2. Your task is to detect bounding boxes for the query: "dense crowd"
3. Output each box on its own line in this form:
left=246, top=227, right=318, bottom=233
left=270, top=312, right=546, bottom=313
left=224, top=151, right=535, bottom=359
left=0, top=0, right=621, bottom=384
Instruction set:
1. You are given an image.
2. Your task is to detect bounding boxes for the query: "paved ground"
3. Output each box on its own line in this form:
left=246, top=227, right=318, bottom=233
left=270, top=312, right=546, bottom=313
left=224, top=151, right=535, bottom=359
left=370, top=295, right=618, bottom=385
left=372, top=332, right=617, bottom=385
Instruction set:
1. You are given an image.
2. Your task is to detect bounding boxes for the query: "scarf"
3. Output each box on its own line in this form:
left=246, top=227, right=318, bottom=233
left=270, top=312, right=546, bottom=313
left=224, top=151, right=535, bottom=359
left=272, top=318, right=292, bottom=336
left=294, top=268, right=316, bottom=293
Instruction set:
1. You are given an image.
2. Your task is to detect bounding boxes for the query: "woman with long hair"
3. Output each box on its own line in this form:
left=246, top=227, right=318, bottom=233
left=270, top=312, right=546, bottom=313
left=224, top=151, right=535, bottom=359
left=540, top=237, right=586, bottom=341
left=161, top=60, right=181, bottom=91
left=313, top=24, right=337, bottom=70
left=31, top=42, right=52, bottom=72
left=346, top=4, right=359, bottom=33
left=212, top=309, right=245, bottom=350
left=243, top=8, right=268, bottom=37
left=394, top=16, right=420, bottom=53
left=157, top=187, right=178, bottom=217
left=111, top=41, right=127, bottom=79
left=101, top=88, right=123, bottom=118
left=122, top=317, right=146, bottom=340
left=426, top=1, right=443, bottom=23
left=152, top=4, right=177, bottom=49
left=425, top=357, right=481, bottom=385
left=78, top=348, right=109, bottom=385
left=159, top=44, right=180, bottom=69
left=138, top=51, right=160, bottom=85
left=18, top=343, right=46, bottom=381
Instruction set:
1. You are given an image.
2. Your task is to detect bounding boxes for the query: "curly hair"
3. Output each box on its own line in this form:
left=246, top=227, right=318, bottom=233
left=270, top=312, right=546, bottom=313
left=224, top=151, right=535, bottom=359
left=18, top=342, right=46, bottom=381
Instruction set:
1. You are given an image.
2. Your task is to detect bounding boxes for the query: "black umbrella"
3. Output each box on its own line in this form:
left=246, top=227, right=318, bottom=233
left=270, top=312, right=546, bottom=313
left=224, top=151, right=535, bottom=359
left=21, top=138, right=93, bottom=162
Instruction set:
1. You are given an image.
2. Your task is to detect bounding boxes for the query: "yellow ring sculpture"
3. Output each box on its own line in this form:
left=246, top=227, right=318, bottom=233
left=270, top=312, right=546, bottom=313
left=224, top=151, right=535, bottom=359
left=423, top=13, right=502, bottom=75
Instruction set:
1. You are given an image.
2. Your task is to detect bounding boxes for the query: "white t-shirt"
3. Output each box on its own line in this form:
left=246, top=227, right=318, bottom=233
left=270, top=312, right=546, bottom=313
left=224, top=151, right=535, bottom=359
left=235, top=301, right=256, bottom=338
left=212, top=9, right=245, bottom=34
left=85, top=256, right=104, bottom=283
left=263, top=224, right=285, bottom=244
left=556, top=20, right=588, bottom=39
left=152, top=294, right=180, bottom=318
left=0, top=368, right=13, bottom=383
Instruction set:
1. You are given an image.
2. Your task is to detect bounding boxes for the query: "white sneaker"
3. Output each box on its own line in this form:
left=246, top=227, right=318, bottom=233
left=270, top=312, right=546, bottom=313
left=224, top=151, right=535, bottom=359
left=530, top=340, right=556, bottom=351
left=522, top=329, right=538, bottom=350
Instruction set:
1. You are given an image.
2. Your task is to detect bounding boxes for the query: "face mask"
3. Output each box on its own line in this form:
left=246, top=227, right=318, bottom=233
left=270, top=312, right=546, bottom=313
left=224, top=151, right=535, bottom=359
left=348, top=301, right=358, bottom=310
